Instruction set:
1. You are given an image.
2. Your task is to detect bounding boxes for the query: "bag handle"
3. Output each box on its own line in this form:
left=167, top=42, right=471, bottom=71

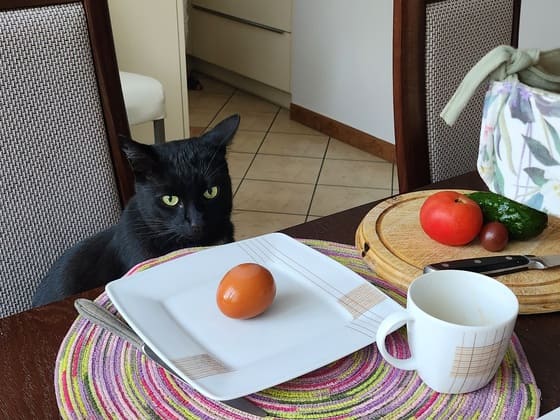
left=440, top=45, right=540, bottom=126
left=519, top=49, right=560, bottom=92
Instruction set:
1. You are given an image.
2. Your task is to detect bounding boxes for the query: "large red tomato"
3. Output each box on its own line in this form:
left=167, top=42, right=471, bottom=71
left=419, top=191, right=483, bottom=246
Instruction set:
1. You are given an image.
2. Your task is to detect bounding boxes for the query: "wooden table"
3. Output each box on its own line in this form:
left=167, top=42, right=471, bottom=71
left=1, top=172, right=558, bottom=418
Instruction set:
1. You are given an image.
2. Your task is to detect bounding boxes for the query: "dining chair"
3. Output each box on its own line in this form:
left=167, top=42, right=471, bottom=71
left=0, top=0, right=134, bottom=318
left=393, top=0, right=522, bottom=193
left=119, top=71, right=167, bottom=144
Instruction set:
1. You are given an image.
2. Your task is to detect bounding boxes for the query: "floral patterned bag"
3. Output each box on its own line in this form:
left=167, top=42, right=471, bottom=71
left=441, top=46, right=560, bottom=217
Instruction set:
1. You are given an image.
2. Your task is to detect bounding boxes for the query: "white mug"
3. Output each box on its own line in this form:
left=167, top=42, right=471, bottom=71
left=376, top=270, right=518, bottom=394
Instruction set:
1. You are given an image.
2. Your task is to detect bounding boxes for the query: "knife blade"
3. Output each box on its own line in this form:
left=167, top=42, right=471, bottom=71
left=74, top=299, right=268, bottom=417
left=423, top=255, right=560, bottom=276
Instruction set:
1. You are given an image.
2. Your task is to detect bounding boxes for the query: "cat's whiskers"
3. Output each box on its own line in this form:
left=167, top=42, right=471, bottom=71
left=130, top=218, right=170, bottom=235
left=166, top=231, right=186, bottom=244
left=132, top=222, right=171, bottom=236
left=131, top=218, right=194, bottom=243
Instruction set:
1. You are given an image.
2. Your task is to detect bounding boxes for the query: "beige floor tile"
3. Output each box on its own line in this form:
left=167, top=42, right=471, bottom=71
left=230, top=177, right=242, bottom=194
left=189, top=109, right=217, bottom=128
left=318, top=159, right=393, bottom=188
left=246, top=154, right=322, bottom=184
left=226, top=152, right=254, bottom=178
left=189, top=126, right=205, bottom=137
left=188, top=90, right=231, bottom=111
left=269, top=109, right=324, bottom=135
left=306, top=215, right=322, bottom=222
left=326, top=138, right=387, bottom=162
left=193, top=73, right=236, bottom=95
left=232, top=210, right=306, bottom=240
left=211, top=109, right=276, bottom=132
left=222, top=91, right=279, bottom=113
left=230, top=130, right=266, bottom=153
left=309, top=185, right=392, bottom=217
left=234, top=180, right=314, bottom=214
left=189, top=74, right=396, bottom=237
left=259, top=133, right=328, bottom=158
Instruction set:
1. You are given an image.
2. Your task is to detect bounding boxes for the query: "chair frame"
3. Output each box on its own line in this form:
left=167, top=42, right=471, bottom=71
left=154, top=119, right=166, bottom=144
left=392, top=0, right=522, bottom=193
left=2, top=0, right=135, bottom=206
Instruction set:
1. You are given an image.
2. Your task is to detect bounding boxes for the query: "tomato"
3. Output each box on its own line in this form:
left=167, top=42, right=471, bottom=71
left=479, top=221, right=509, bottom=252
left=216, top=263, right=276, bottom=319
left=419, top=191, right=483, bottom=246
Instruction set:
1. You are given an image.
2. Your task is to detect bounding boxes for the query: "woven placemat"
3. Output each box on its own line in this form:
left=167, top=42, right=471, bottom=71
left=55, top=240, right=540, bottom=419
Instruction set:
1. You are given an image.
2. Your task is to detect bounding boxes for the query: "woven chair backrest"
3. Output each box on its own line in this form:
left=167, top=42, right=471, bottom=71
left=393, top=0, right=521, bottom=193
left=0, top=2, right=123, bottom=317
left=424, top=0, right=518, bottom=183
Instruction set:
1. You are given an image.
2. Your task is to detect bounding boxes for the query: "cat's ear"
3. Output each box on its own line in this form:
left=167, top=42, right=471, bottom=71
left=119, top=135, right=159, bottom=178
left=200, top=114, right=240, bottom=148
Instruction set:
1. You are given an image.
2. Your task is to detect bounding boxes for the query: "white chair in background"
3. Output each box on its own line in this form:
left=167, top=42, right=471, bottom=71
left=119, top=71, right=166, bottom=144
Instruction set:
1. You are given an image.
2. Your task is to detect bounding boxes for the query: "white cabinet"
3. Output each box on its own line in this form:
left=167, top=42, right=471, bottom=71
left=108, top=0, right=190, bottom=143
left=189, top=0, right=292, bottom=93
left=191, top=0, right=291, bottom=32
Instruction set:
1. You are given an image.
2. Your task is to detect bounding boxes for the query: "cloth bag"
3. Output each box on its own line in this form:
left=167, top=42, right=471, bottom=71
left=441, top=46, right=560, bottom=217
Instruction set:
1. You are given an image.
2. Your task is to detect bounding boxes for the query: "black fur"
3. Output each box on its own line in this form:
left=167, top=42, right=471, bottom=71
left=32, top=115, right=240, bottom=306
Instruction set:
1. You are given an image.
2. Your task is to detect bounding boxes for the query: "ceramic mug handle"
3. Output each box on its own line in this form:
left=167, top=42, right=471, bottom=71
left=376, top=310, right=416, bottom=371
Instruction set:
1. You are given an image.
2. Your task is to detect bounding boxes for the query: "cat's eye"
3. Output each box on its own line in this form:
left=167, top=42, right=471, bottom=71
left=161, top=195, right=180, bottom=207
left=203, top=186, right=219, bottom=199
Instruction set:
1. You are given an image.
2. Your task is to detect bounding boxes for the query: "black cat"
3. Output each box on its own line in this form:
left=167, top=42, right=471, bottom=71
left=32, top=114, right=240, bottom=307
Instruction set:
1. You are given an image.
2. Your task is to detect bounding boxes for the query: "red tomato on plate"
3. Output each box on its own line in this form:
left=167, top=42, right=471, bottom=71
left=216, top=263, right=276, bottom=319
left=419, top=191, right=483, bottom=246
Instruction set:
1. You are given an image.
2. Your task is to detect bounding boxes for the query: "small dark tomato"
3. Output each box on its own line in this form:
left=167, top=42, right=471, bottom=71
left=479, top=221, right=509, bottom=252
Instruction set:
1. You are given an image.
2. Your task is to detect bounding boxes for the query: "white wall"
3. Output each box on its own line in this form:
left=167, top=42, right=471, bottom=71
left=291, top=0, right=559, bottom=147
left=291, top=0, right=395, bottom=144
left=518, top=0, right=560, bottom=49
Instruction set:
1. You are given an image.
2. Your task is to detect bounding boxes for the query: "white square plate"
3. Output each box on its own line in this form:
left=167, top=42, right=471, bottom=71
left=106, top=233, right=402, bottom=400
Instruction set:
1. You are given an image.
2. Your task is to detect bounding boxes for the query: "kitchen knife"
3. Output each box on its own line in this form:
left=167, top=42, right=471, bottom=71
left=74, top=299, right=268, bottom=417
left=423, top=255, right=560, bottom=276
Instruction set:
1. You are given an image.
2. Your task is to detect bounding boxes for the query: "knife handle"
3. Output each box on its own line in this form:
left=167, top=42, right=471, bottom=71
left=74, top=298, right=144, bottom=349
left=423, top=255, right=532, bottom=276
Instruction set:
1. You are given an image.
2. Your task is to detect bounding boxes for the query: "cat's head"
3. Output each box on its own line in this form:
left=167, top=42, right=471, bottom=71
left=119, top=114, right=240, bottom=247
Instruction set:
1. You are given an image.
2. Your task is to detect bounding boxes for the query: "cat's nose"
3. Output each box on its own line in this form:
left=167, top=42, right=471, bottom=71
left=184, top=203, right=204, bottom=233
left=189, top=221, right=203, bottom=234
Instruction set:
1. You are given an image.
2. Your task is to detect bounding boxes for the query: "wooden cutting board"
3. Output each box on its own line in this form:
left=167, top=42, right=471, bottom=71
left=355, top=190, right=560, bottom=314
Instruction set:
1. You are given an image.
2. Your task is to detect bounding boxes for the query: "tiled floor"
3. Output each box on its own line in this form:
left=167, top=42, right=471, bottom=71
left=188, top=74, right=398, bottom=240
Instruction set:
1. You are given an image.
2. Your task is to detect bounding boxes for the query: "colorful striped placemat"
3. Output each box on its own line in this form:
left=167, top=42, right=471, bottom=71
left=55, top=240, right=540, bottom=419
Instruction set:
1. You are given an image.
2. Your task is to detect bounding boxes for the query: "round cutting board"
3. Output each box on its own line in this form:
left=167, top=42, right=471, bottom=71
left=355, top=190, right=560, bottom=314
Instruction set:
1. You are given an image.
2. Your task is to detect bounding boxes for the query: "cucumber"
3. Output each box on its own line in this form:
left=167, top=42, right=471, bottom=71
left=467, top=191, right=548, bottom=240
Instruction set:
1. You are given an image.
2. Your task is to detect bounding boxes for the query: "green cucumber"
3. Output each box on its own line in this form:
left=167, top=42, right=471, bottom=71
left=467, top=191, right=548, bottom=240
